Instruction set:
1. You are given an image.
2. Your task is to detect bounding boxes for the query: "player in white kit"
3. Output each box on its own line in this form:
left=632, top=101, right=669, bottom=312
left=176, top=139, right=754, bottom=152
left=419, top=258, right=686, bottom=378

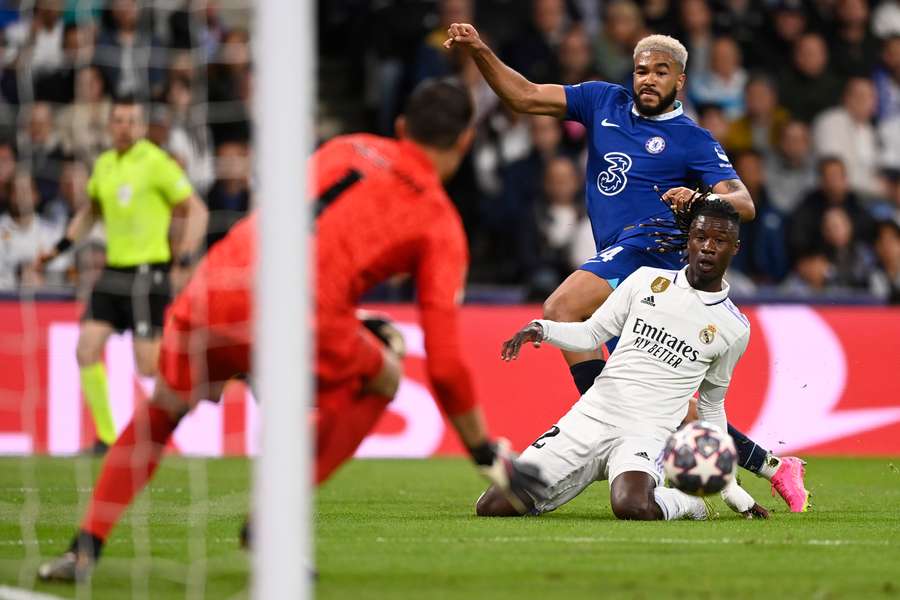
left=477, top=198, right=769, bottom=521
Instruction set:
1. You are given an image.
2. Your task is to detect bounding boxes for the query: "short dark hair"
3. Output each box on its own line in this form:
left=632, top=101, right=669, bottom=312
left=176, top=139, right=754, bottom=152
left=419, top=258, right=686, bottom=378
left=403, top=78, right=473, bottom=149
left=817, top=155, right=845, bottom=174
left=690, top=196, right=741, bottom=231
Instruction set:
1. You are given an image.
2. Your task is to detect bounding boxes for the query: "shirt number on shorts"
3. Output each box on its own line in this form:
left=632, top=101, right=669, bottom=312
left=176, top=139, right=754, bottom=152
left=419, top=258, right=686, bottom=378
left=531, top=425, right=560, bottom=449
left=598, top=246, right=624, bottom=263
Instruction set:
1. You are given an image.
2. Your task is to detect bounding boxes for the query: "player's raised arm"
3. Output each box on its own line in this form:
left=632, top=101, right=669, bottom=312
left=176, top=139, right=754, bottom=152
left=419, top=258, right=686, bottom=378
left=444, top=23, right=566, bottom=118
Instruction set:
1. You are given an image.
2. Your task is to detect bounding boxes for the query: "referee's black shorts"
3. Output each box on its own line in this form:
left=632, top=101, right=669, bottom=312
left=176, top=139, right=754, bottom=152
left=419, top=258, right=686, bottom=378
left=82, top=263, right=172, bottom=338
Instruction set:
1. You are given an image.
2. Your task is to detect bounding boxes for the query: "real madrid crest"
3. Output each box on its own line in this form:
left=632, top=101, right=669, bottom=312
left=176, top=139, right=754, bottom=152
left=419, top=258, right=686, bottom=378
left=699, top=324, right=717, bottom=345
left=650, top=277, right=670, bottom=293
left=645, top=136, right=666, bottom=154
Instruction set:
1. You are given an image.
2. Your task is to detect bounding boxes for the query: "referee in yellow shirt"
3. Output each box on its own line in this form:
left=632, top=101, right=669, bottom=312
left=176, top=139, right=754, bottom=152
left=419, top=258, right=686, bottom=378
left=41, top=97, right=208, bottom=453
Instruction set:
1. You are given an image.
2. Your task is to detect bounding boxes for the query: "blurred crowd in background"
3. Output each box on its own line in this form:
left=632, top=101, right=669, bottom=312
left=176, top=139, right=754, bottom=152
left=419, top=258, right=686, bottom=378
left=1, top=0, right=900, bottom=304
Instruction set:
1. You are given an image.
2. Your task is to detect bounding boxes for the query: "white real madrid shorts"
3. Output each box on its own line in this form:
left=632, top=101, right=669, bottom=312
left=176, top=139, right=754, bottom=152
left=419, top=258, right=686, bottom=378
left=519, top=403, right=667, bottom=514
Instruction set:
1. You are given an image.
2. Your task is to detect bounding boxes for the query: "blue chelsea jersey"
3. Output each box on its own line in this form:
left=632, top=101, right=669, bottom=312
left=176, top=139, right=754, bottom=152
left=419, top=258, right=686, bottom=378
left=564, top=81, right=738, bottom=251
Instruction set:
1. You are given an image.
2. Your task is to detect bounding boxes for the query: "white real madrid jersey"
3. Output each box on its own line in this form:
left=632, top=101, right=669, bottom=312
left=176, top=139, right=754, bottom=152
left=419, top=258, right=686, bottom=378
left=535, top=266, right=750, bottom=434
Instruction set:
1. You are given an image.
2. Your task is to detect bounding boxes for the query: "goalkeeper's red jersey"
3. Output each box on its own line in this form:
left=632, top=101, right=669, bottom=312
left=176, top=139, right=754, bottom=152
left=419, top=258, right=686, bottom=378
left=312, top=134, right=475, bottom=415
left=164, top=133, right=476, bottom=416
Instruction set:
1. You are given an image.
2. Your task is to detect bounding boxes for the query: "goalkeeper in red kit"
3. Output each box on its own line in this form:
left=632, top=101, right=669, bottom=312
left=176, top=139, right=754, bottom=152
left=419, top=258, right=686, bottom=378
left=38, top=79, right=547, bottom=583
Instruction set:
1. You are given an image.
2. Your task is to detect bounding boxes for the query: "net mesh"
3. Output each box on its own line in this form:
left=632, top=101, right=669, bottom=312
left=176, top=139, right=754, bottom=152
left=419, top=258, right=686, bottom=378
left=1, top=1, right=259, bottom=597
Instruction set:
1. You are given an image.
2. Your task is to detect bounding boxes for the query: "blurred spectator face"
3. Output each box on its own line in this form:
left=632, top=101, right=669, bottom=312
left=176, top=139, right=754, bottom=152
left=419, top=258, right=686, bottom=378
left=533, top=0, right=565, bottom=37
left=680, top=0, right=712, bottom=35
left=883, top=37, right=900, bottom=79
left=111, top=0, right=139, bottom=31
left=167, top=77, right=193, bottom=114
left=698, top=105, right=729, bottom=141
left=216, top=141, right=251, bottom=184
left=633, top=50, right=684, bottom=116
left=822, top=206, right=854, bottom=249
left=875, top=222, right=900, bottom=268
left=543, top=157, right=579, bottom=205
left=794, top=34, right=828, bottom=77
left=8, top=172, right=38, bottom=219
left=559, top=27, right=592, bottom=76
left=147, top=106, right=171, bottom=148
left=109, top=103, right=146, bottom=151
left=63, top=23, right=95, bottom=63
left=0, top=144, right=16, bottom=185
left=745, top=78, right=777, bottom=119
left=735, top=152, right=765, bottom=191
left=169, top=51, right=195, bottom=83
left=836, top=0, right=869, bottom=27
left=530, top=115, right=561, bottom=156
left=35, top=0, right=62, bottom=27
left=75, top=66, right=105, bottom=103
left=773, top=8, right=806, bottom=43
left=221, top=29, right=251, bottom=68
left=710, top=37, right=741, bottom=78
left=843, top=77, right=876, bottom=122
left=439, top=0, right=472, bottom=28
left=795, top=254, right=831, bottom=289
left=779, top=121, right=811, bottom=164
left=28, top=103, right=53, bottom=144
left=605, top=1, right=643, bottom=46
left=59, top=161, right=89, bottom=211
left=820, top=159, right=849, bottom=198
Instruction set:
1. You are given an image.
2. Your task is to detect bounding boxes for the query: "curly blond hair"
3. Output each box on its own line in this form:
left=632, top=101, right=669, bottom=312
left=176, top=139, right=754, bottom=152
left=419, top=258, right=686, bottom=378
left=633, top=34, right=688, bottom=72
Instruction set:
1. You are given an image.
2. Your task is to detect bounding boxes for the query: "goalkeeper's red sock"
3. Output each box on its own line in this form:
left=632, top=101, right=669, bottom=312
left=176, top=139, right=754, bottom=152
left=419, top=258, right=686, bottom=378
left=80, top=403, right=179, bottom=542
left=315, top=388, right=392, bottom=484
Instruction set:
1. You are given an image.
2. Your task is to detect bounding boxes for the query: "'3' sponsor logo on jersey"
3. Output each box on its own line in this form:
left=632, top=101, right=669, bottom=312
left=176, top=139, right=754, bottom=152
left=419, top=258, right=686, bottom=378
left=596, top=152, right=632, bottom=196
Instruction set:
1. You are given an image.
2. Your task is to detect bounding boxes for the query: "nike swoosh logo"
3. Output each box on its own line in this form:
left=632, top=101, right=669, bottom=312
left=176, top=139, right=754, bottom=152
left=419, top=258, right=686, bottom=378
left=601, top=119, right=620, bottom=128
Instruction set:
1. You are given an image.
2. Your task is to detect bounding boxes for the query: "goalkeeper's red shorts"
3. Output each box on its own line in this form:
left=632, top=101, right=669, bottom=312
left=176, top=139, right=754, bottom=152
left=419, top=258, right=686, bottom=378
left=158, top=274, right=384, bottom=404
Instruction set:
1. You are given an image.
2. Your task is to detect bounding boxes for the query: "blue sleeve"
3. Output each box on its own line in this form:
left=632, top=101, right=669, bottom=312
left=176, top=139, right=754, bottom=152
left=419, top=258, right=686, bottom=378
left=564, top=81, right=616, bottom=125
left=686, top=128, right=739, bottom=188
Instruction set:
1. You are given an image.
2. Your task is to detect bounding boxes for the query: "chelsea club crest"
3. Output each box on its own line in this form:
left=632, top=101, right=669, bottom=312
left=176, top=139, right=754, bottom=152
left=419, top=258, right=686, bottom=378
left=645, top=136, right=666, bottom=154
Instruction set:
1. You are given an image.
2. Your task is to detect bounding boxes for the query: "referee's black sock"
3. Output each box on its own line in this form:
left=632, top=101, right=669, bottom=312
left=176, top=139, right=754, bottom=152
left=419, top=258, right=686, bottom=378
left=569, top=359, right=606, bottom=395
left=729, top=423, right=769, bottom=474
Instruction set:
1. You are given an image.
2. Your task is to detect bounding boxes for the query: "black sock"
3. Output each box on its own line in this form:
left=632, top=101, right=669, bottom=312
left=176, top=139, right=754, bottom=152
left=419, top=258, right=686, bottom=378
left=569, top=359, right=606, bottom=395
left=728, top=423, right=769, bottom=473
left=468, top=441, right=497, bottom=467
left=69, top=530, right=103, bottom=560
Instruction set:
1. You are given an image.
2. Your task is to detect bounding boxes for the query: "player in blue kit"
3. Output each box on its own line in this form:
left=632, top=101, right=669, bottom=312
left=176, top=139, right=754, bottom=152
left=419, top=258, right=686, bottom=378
left=445, top=24, right=810, bottom=512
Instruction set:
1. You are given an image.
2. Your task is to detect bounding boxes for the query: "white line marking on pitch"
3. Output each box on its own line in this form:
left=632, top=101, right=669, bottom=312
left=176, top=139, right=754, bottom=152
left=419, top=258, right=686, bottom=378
left=372, top=536, right=893, bottom=547
left=0, top=586, right=66, bottom=600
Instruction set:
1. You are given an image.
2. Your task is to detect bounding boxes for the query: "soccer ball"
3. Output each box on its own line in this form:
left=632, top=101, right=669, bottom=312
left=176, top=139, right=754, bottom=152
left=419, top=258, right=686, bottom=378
left=662, top=421, right=737, bottom=496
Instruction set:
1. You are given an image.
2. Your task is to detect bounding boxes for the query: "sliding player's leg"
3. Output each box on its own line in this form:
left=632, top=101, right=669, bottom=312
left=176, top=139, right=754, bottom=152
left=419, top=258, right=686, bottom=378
left=683, top=399, right=810, bottom=512
left=607, top=435, right=708, bottom=521
left=475, top=405, right=603, bottom=517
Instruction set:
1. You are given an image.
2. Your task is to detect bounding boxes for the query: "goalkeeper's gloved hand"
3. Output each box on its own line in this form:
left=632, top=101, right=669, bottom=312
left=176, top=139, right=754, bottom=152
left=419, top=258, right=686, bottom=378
left=470, top=438, right=548, bottom=514
left=721, top=478, right=770, bottom=519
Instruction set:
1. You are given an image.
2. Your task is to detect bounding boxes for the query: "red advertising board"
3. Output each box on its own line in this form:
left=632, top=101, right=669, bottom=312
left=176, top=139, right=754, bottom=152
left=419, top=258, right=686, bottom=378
left=0, top=302, right=899, bottom=457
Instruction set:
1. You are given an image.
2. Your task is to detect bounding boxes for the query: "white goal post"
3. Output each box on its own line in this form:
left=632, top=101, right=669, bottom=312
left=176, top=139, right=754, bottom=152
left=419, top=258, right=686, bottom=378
left=252, top=0, right=313, bottom=599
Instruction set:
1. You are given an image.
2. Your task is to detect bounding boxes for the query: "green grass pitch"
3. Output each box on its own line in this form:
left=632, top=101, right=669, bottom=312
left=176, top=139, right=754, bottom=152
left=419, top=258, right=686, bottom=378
left=1, top=456, right=899, bottom=599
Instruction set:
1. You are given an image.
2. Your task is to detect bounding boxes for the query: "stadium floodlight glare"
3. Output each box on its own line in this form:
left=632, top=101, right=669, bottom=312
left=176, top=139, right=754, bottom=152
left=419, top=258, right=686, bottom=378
left=252, top=0, right=312, bottom=599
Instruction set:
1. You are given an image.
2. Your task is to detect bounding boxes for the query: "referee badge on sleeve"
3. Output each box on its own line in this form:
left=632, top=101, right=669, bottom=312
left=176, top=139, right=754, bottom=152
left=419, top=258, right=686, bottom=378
left=650, top=277, right=670, bottom=293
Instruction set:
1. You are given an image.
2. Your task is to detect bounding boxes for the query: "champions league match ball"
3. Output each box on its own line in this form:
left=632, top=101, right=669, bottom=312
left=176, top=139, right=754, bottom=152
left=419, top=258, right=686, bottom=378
left=663, top=421, right=737, bottom=496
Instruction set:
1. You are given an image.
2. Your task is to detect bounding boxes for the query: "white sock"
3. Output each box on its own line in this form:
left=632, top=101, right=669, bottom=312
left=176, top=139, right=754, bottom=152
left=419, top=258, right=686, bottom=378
left=757, top=453, right=782, bottom=480
left=654, top=487, right=708, bottom=521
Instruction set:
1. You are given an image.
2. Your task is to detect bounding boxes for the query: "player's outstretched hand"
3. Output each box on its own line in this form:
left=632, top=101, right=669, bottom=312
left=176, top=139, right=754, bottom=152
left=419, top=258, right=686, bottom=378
left=443, top=22, right=484, bottom=50
left=741, top=503, right=770, bottom=520
left=501, top=322, right=544, bottom=361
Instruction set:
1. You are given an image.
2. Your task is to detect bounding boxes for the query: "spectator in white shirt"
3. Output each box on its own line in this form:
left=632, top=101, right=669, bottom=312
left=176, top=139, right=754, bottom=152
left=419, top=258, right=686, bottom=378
left=0, top=170, right=62, bottom=290
left=764, top=120, right=817, bottom=215
left=812, top=77, right=883, bottom=200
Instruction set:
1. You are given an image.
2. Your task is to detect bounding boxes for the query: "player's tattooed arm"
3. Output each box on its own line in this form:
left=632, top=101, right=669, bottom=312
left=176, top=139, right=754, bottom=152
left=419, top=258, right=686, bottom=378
left=711, top=178, right=756, bottom=222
